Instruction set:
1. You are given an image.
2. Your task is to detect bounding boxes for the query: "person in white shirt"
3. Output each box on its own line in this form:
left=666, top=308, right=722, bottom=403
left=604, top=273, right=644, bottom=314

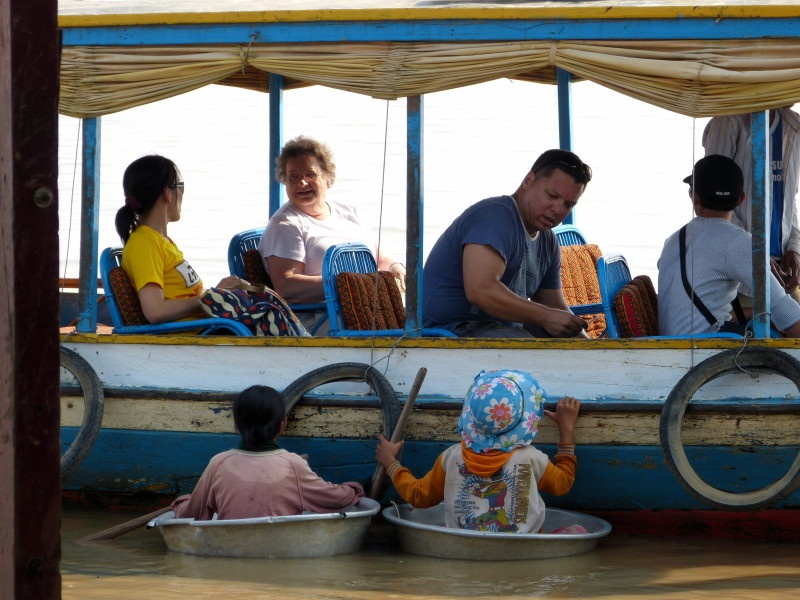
left=658, top=154, right=800, bottom=337
left=702, top=107, right=800, bottom=302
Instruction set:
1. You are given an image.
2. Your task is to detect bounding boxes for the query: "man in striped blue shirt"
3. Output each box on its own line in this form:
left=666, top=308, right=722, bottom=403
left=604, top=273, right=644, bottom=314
left=657, top=155, right=800, bottom=337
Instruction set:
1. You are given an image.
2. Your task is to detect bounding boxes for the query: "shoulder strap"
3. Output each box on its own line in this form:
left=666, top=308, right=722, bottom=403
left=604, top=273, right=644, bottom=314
left=731, top=296, right=748, bottom=325
left=679, top=225, right=717, bottom=327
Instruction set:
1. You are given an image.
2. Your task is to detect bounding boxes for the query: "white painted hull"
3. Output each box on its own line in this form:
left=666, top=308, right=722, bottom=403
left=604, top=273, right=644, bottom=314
left=61, top=334, right=798, bottom=403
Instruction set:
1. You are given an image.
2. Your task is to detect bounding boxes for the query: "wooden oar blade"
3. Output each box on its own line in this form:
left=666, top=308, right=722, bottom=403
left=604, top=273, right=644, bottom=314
left=74, top=506, right=171, bottom=545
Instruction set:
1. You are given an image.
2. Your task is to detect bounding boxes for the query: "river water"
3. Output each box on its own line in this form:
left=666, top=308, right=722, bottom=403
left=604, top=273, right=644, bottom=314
left=61, top=508, right=800, bottom=599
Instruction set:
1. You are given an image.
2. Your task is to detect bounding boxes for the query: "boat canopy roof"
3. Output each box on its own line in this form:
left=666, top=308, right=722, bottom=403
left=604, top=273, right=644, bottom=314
left=59, top=1, right=800, bottom=119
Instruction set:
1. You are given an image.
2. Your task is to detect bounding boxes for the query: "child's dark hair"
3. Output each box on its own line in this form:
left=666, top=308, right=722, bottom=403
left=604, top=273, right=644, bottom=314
left=115, top=154, right=182, bottom=244
left=233, top=385, right=286, bottom=449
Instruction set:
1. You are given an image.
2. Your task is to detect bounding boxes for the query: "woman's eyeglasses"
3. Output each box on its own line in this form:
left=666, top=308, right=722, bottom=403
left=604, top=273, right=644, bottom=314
left=286, top=171, right=321, bottom=185
left=168, top=181, right=185, bottom=192
left=534, top=160, right=592, bottom=183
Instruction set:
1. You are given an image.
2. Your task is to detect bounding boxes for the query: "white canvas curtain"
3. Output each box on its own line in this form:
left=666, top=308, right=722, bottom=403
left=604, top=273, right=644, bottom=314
left=59, top=39, right=800, bottom=119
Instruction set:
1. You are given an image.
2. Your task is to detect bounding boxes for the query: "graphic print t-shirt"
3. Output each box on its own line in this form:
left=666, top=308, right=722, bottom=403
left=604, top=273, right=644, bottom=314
left=441, top=444, right=549, bottom=533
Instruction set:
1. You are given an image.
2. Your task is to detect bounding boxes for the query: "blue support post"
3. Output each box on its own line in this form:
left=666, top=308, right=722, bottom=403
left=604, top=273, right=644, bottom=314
left=268, top=73, right=284, bottom=216
left=750, top=110, right=771, bottom=338
left=406, top=95, right=423, bottom=336
left=77, top=117, right=101, bottom=333
left=557, top=68, right=575, bottom=226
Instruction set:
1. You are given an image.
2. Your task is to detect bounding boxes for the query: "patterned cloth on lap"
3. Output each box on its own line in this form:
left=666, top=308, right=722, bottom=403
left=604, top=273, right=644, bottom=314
left=200, top=287, right=308, bottom=336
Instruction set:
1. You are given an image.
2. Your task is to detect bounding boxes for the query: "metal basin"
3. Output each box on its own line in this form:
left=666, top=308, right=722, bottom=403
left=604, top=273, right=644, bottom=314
left=149, top=498, right=380, bottom=558
left=382, top=503, right=611, bottom=560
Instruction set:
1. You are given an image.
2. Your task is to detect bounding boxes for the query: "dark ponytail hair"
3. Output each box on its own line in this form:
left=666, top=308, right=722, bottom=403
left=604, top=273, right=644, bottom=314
left=115, top=155, right=181, bottom=244
left=233, top=385, right=286, bottom=449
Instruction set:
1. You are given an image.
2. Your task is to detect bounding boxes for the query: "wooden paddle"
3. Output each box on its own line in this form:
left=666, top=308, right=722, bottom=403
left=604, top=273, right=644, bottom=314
left=74, top=506, right=171, bottom=545
left=368, top=366, right=427, bottom=499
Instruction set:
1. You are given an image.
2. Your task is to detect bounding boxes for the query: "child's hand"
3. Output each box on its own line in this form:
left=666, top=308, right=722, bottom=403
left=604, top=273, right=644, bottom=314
left=375, top=434, right=403, bottom=469
left=544, top=396, right=581, bottom=429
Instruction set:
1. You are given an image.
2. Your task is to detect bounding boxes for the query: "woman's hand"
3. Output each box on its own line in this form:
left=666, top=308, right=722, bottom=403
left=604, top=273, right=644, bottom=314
left=389, top=262, right=406, bottom=291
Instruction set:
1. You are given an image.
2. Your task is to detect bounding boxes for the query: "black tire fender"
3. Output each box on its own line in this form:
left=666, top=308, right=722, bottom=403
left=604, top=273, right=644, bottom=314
left=660, top=348, right=800, bottom=509
left=60, top=347, right=105, bottom=480
left=282, top=363, right=400, bottom=437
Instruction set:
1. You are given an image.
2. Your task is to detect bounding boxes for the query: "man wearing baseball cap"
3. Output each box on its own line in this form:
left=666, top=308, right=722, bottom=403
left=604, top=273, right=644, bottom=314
left=657, top=154, right=800, bottom=337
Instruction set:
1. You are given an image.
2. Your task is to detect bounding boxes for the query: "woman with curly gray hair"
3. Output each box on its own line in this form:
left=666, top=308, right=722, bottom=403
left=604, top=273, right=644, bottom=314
left=258, top=135, right=405, bottom=333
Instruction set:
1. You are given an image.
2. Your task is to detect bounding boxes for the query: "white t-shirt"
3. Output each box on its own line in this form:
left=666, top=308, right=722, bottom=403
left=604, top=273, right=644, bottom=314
left=258, top=199, right=379, bottom=276
left=441, top=444, right=549, bottom=533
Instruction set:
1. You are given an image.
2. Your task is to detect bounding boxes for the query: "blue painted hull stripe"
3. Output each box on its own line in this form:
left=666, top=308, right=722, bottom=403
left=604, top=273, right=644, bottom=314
left=62, top=19, right=800, bottom=47
left=61, top=427, right=800, bottom=510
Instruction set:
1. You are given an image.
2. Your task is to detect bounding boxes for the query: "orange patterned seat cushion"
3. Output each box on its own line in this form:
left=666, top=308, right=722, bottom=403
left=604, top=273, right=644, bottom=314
left=335, top=271, right=405, bottom=330
left=108, top=266, right=148, bottom=326
left=242, top=249, right=271, bottom=287
left=560, top=243, right=606, bottom=338
left=614, top=275, right=659, bottom=337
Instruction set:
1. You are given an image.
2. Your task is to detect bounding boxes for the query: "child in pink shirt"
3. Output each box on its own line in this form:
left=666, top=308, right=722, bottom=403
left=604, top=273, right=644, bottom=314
left=171, top=385, right=364, bottom=520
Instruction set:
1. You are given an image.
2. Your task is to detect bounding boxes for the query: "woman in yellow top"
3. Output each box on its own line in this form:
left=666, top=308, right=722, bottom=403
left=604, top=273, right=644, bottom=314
left=115, top=154, right=248, bottom=323
left=376, top=369, right=580, bottom=533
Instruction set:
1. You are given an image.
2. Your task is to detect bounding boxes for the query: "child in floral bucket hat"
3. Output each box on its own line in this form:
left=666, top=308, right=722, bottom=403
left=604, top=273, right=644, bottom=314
left=376, top=369, right=581, bottom=533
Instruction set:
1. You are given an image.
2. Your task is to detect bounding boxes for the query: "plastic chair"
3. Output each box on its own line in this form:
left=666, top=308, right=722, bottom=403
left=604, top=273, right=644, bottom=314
left=597, top=253, right=634, bottom=338
left=227, top=228, right=327, bottom=334
left=600, top=257, right=745, bottom=340
left=227, top=227, right=265, bottom=283
left=613, top=275, right=659, bottom=337
left=553, top=224, right=588, bottom=246
left=99, top=247, right=251, bottom=336
left=559, top=243, right=606, bottom=337
left=321, top=242, right=456, bottom=337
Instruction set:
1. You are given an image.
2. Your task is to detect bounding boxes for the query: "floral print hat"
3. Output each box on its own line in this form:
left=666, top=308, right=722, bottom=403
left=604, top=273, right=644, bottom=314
left=457, top=369, right=546, bottom=454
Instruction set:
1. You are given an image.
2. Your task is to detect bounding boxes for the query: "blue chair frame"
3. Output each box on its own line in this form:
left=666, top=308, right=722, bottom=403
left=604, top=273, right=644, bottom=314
left=553, top=224, right=588, bottom=246
left=227, top=227, right=265, bottom=283
left=597, top=253, right=632, bottom=338
left=227, top=228, right=327, bottom=334
left=100, top=247, right=251, bottom=336
left=321, top=242, right=456, bottom=337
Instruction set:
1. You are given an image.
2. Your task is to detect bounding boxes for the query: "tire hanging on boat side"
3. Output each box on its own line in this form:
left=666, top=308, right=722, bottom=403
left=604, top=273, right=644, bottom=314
left=660, top=347, right=800, bottom=509
left=60, top=347, right=105, bottom=480
left=281, top=362, right=400, bottom=441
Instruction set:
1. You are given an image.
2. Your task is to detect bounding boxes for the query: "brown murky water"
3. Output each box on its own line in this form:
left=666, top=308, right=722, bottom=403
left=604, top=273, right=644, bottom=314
left=62, top=508, right=800, bottom=599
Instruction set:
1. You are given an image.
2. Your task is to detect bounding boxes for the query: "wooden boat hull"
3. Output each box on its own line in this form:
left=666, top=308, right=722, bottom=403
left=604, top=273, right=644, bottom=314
left=382, top=504, right=611, bottom=560
left=148, top=498, right=380, bottom=558
left=59, top=335, right=800, bottom=533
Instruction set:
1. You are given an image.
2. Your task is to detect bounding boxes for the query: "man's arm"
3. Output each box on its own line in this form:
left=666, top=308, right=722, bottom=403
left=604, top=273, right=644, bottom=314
left=781, top=210, right=800, bottom=288
left=532, top=288, right=590, bottom=338
left=462, top=243, right=587, bottom=337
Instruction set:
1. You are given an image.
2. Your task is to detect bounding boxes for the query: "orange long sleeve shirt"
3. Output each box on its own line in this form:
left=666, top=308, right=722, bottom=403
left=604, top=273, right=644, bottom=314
left=390, top=442, right=577, bottom=509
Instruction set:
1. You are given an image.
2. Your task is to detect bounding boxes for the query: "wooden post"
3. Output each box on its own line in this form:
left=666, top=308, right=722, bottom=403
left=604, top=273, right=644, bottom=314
left=0, top=0, right=62, bottom=597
